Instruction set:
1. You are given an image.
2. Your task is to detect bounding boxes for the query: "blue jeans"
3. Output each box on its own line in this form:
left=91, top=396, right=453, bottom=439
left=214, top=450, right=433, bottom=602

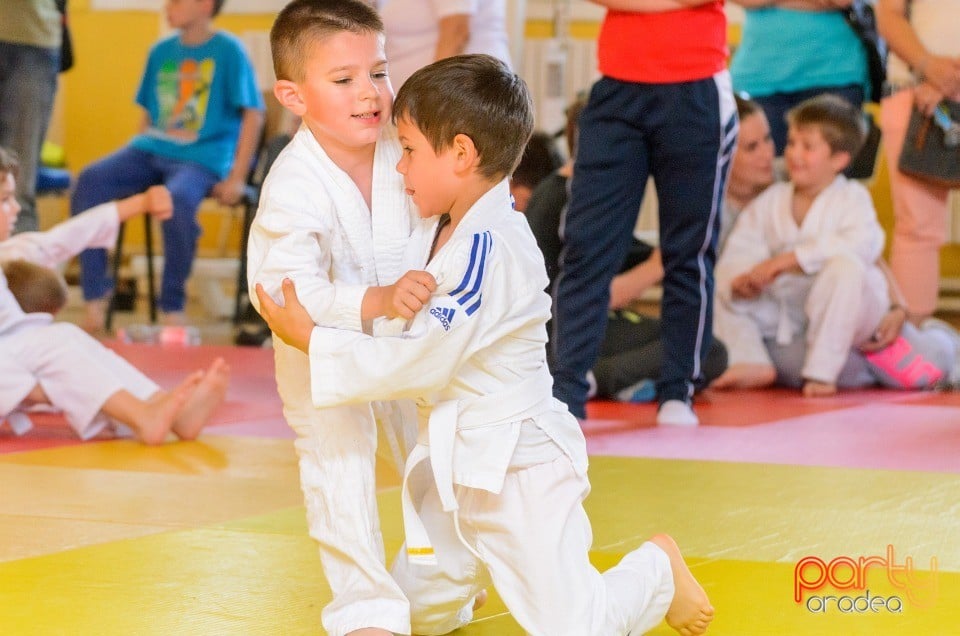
left=754, top=83, right=865, bottom=155
left=71, top=146, right=219, bottom=312
left=0, top=41, right=60, bottom=233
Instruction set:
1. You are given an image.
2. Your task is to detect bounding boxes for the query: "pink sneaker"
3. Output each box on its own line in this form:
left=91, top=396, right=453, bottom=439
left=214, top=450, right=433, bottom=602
left=864, top=336, right=944, bottom=389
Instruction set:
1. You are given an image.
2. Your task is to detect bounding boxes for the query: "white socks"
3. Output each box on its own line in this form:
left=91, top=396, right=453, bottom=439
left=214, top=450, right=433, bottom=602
left=656, top=399, right=699, bottom=426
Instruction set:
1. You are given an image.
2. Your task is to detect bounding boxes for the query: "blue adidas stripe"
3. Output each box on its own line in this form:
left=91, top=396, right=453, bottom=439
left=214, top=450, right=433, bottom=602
left=448, top=231, right=492, bottom=316
left=455, top=232, right=489, bottom=306
left=450, top=233, right=482, bottom=297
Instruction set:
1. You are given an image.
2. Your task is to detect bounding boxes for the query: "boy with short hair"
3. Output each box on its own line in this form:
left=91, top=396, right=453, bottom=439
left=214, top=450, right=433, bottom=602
left=712, top=94, right=889, bottom=396
left=257, top=54, right=714, bottom=636
left=2, top=259, right=68, bottom=315
left=72, top=0, right=264, bottom=332
left=247, top=1, right=435, bottom=634
left=0, top=147, right=230, bottom=444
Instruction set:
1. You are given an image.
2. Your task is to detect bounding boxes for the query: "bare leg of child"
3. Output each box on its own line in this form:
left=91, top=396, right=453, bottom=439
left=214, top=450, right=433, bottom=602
left=473, top=588, right=488, bottom=611
left=802, top=380, right=836, bottom=397
left=172, top=357, right=231, bottom=440
left=82, top=297, right=109, bottom=335
left=710, top=363, right=776, bottom=390
left=346, top=630, right=392, bottom=635
left=650, top=534, right=714, bottom=636
left=102, top=371, right=203, bottom=445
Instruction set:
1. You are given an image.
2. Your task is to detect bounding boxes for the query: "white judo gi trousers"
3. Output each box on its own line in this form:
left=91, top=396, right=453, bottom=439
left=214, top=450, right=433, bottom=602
left=273, top=338, right=411, bottom=636
left=716, top=253, right=888, bottom=383
left=0, top=322, right=158, bottom=438
left=392, top=450, right=674, bottom=636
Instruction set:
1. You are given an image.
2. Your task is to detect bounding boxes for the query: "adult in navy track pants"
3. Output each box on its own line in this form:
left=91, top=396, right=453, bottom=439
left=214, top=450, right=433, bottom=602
left=551, top=4, right=736, bottom=425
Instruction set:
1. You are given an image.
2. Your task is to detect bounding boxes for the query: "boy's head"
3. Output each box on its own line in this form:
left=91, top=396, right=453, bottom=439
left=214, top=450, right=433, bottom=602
left=2, top=260, right=69, bottom=315
left=271, top=0, right=389, bottom=153
left=510, top=131, right=564, bottom=212
left=785, top=94, right=866, bottom=186
left=271, top=0, right=383, bottom=83
left=0, top=146, right=21, bottom=242
left=394, top=54, right=534, bottom=186
left=165, top=0, right=223, bottom=30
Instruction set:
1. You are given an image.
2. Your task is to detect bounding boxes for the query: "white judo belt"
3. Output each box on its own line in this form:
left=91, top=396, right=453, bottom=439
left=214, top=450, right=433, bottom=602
left=401, top=369, right=554, bottom=566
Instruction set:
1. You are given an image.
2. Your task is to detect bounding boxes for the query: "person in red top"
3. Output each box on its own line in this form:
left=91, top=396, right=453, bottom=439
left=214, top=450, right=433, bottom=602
left=551, top=0, right=737, bottom=426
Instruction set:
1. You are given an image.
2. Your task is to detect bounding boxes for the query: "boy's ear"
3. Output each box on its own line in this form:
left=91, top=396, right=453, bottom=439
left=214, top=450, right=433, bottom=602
left=274, top=80, right=306, bottom=117
left=831, top=150, right=852, bottom=174
left=451, top=133, right=479, bottom=174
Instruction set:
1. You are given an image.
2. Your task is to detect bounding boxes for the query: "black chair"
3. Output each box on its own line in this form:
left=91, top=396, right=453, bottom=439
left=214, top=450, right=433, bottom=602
left=104, top=141, right=270, bottom=332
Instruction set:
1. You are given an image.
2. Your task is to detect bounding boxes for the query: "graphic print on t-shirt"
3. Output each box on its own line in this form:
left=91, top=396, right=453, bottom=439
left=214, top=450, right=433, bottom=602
left=153, top=58, right=215, bottom=143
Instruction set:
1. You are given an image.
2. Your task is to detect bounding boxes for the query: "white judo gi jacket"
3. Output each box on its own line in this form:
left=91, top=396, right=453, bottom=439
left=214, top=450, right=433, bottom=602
left=715, top=175, right=889, bottom=378
left=304, top=179, right=589, bottom=561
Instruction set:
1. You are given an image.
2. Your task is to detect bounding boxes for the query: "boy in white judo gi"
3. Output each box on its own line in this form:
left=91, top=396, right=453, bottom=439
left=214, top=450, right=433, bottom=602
left=246, top=2, right=437, bottom=634
left=256, top=54, right=714, bottom=636
left=712, top=94, right=889, bottom=397
left=0, top=147, right=230, bottom=443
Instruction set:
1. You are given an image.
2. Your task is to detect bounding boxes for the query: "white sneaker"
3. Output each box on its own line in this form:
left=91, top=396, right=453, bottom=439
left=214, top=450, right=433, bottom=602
left=656, top=399, right=699, bottom=426
left=921, top=318, right=960, bottom=386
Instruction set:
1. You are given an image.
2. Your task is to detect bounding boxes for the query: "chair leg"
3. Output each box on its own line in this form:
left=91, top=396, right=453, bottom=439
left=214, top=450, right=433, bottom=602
left=233, top=198, right=256, bottom=324
left=144, top=214, right=157, bottom=323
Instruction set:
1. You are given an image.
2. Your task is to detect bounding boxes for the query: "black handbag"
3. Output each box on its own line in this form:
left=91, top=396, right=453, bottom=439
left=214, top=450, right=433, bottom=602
left=55, top=0, right=73, bottom=73
left=897, top=101, right=960, bottom=188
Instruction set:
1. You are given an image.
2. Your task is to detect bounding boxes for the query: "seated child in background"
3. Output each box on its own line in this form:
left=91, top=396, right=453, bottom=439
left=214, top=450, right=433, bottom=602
left=712, top=94, right=889, bottom=397
left=0, top=147, right=229, bottom=443
left=523, top=95, right=727, bottom=403
left=257, top=54, right=713, bottom=636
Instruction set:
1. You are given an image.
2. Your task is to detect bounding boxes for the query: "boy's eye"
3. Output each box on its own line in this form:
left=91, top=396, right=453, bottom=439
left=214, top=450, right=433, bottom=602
left=334, top=77, right=352, bottom=85
left=372, top=71, right=388, bottom=80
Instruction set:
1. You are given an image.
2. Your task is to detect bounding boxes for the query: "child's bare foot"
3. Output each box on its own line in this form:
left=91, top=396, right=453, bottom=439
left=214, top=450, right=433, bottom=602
left=710, top=363, right=776, bottom=390
left=172, top=357, right=230, bottom=440
left=82, top=298, right=109, bottom=335
left=160, top=310, right=187, bottom=326
left=802, top=380, right=836, bottom=397
left=346, top=630, right=392, bottom=636
left=651, top=534, right=714, bottom=636
left=473, top=588, right=488, bottom=611
left=135, top=372, right=202, bottom=445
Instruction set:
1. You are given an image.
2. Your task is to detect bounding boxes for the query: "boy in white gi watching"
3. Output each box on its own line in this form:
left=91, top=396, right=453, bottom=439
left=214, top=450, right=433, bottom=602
left=256, top=54, right=714, bottom=636
left=0, top=147, right=229, bottom=444
left=712, top=94, right=889, bottom=397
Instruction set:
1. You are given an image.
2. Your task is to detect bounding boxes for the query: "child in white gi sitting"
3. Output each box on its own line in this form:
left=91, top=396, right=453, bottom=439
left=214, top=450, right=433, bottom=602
left=712, top=94, right=889, bottom=397
left=0, top=147, right=229, bottom=444
left=256, top=54, right=714, bottom=636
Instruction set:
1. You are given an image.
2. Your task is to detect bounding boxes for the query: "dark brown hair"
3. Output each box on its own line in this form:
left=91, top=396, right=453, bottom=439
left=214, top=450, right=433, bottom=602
left=394, top=54, right=534, bottom=181
left=270, top=0, right=383, bottom=82
left=787, top=94, right=867, bottom=157
left=0, top=146, right=19, bottom=179
left=3, top=260, right=68, bottom=315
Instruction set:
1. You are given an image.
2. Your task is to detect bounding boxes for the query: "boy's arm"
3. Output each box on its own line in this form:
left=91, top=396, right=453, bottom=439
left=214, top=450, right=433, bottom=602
left=715, top=198, right=773, bottom=302
left=0, top=187, right=170, bottom=268
left=260, top=236, right=515, bottom=407
left=211, top=108, right=265, bottom=206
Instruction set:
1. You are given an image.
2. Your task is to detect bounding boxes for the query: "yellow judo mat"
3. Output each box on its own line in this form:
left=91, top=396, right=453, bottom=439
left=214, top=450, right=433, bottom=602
left=1, top=434, right=956, bottom=635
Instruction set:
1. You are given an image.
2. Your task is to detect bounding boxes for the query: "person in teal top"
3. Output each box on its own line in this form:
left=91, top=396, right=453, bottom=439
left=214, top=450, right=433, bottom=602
left=70, top=0, right=264, bottom=333
left=730, top=6, right=870, bottom=154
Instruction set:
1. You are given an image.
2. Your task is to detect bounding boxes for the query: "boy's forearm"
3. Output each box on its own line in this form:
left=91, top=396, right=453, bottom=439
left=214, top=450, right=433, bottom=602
left=115, top=193, right=147, bottom=222
left=360, top=286, right=385, bottom=321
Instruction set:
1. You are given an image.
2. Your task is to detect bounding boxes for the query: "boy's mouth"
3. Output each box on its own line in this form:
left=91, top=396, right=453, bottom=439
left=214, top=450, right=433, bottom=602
left=353, top=110, right=380, bottom=120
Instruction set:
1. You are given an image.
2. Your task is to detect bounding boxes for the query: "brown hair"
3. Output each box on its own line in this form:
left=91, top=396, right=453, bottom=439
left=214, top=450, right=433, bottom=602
left=270, top=0, right=383, bottom=83
left=212, top=0, right=225, bottom=16
left=2, top=260, right=68, bottom=315
left=0, top=146, right=20, bottom=179
left=394, top=54, right=534, bottom=181
left=735, top=93, right=762, bottom=121
left=512, top=131, right=564, bottom=190
left=786, top=94, right=867, bottom=157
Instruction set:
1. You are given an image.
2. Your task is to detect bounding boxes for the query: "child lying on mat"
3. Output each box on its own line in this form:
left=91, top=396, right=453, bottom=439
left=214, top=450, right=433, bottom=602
left=0, top=146, right=229, bottom=444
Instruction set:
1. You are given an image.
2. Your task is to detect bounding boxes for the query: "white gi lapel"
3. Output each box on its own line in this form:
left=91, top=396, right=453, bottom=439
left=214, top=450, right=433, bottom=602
left=299, top=125, right=377, bottom=286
